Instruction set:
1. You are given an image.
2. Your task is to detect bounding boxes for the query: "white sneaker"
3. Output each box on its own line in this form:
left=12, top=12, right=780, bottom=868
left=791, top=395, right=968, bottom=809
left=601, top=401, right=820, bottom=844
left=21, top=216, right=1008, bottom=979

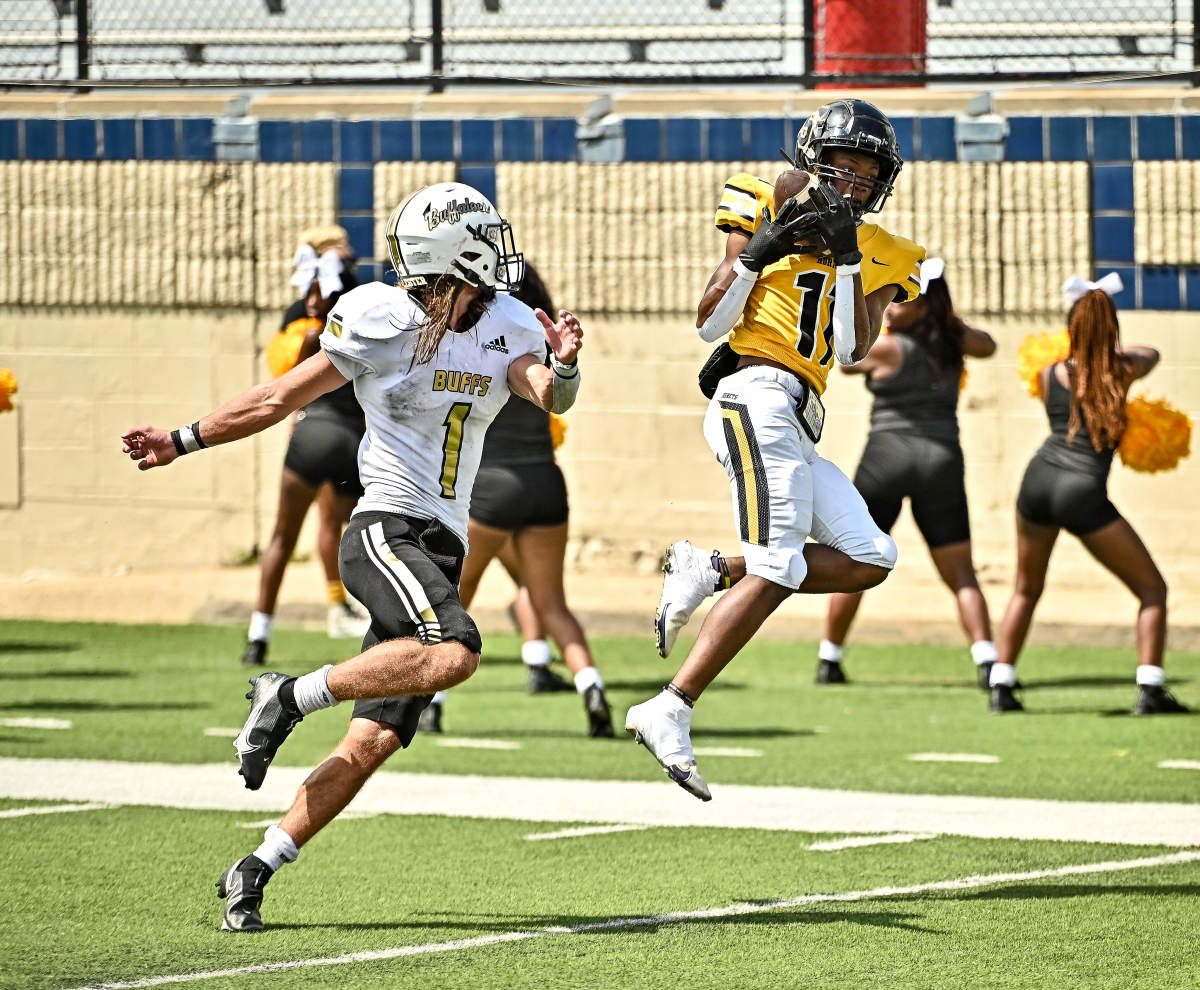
left=327, top=602, right=370, bottom=639
left=654, top=540, right=718, bottom=659
left=625, top=695, right=711, bottom=801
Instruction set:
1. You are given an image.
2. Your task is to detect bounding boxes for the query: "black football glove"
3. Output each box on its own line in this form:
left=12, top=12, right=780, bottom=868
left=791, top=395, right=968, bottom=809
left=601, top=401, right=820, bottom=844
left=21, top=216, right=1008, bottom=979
left=807, top=181, right=862, bottom=267
left=738, top=198, right=822, bottom=273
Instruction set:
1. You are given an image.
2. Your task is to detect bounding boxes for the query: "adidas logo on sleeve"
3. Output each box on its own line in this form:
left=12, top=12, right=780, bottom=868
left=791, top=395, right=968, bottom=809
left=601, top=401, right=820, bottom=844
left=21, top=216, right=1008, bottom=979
left=483, top=335, right=509, bottom=354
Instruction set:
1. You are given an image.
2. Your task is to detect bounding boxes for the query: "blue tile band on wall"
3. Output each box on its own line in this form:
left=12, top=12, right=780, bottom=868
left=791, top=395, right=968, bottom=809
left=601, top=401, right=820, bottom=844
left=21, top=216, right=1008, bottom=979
left=418, top=119, right=455, bottom=161
left=1137, top=115, right=1176, bottom=160
left=459, top=165, right=497, bottom=205
left=460, top=119, right=495, bottom=163
left=338, top=167, right=374, bottom=212
left=918, top=116, right=956, bottom=161
left=1049, top=116, right=1087, bottom=162
left=141, top=118, right=177, bottom=160
left=500, top=119, right=535, bottom=162
left=25, top=118, right=58, bottom=160
left=1092, top=164, right=1134, bottom=213
left=1102, top=266, right=1137, bottom=310
left=707, top=118, right=746, bottom=161
left=890, top=116, right=915, bottom=163
left=101, top=118, right=137, bottom=160
left=623, top=118, right=661, bottom=162
left=180, top=118, right=214, bottom=161
left=1093, top=216, right=1135, bottom=263
left=379, top=120, right=413, bottom=161
left=63, top=118, right=97, bottom=160
left=749, top=117, right=787, bottom=160
left=1005, top=116, right=1044, bottom=162
left=339, top=120, right=374, bottom=164
left=1093, top=117, right=1132, bottom=162
left=1140, top=267, right=1180, bottom=309
left=1182, top=116, right=1200, bottom=160
left=258, top=120, right=296, bottom=163
left=542, top=118, right=576, bottom=162
left=1185, top=268, right=1200, bottom=310
left=0, top=119, right=17, bottom=159
left=339, top=216, right=375, bottom=263
left=665, top=118, right=701, bottom=162
left=300, top=120, right=333, bottom=163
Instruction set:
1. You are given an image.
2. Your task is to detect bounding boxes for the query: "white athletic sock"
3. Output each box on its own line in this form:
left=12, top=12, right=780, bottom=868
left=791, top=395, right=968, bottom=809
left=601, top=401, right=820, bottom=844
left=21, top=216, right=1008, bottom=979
left=574, top=666, right=603, bottom=694
left=818, top=639, right=844, bottom=663
left=970, top=640, right=998, bottom=666
left=293, top=664, right=337, bottom=715
left=1136, top=665, right=1165, bottom=687
left=252, top=825, right=299, bottom=873
left=430, top=690, right=448, bottom=705
left=989, top=662, right=1016, bottom=688
left=521, top=640, right=552, bottom=667
left=658, top=687, right=692, bottom=716
left=248, top=611, right=273, bottom=643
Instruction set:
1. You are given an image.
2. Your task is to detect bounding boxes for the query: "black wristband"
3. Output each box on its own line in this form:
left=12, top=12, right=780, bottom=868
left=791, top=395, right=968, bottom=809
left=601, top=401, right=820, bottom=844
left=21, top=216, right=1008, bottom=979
left=190, top=421, right=207, bottom=449
left=170, top=429, right=186, bottom=456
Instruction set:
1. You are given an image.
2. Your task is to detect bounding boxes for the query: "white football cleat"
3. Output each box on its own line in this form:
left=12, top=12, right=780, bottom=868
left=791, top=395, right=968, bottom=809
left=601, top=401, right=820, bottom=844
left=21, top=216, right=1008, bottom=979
left=654, top=540, right=718, bottom=659
left=327, top=602, right=370, bottom=639
left=625, top=695, right=711, bottom=801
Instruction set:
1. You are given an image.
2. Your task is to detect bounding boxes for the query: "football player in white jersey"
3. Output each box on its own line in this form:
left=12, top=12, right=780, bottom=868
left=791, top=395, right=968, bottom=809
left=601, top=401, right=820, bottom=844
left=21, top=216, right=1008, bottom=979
left=120, top=182, right=584, bottom=931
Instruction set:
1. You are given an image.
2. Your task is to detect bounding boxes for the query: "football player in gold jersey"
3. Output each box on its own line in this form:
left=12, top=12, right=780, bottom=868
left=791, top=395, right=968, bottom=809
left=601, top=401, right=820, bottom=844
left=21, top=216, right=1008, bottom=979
left=627, top=99, right=926, bottom=800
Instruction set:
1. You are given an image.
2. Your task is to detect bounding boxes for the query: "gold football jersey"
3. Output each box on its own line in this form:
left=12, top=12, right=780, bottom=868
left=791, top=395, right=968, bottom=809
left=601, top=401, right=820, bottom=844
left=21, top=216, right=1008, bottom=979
left=715, top=172, right=925, bottom=394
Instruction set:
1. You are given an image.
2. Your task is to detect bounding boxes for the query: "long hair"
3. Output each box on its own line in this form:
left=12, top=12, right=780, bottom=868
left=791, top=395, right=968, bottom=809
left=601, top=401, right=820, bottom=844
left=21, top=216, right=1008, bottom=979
left=900, top=274, right=966, bottom=378
left=1065, top=289, right=1128, bottom=451
left=408, top=275, right=491, bottom=366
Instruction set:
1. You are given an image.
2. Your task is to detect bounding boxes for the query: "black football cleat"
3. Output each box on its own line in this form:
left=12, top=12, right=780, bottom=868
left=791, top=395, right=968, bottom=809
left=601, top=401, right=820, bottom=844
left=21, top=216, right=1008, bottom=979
left=416, top=699, right=443, bottom=733
left=583, top=684, right=615, bottom=738
left=234, top=672, right=302, bottom=790
left=990, top=684, right=1024, bottom=713
left=1133, top=685, right=1190, bottom=715
left=216, top=855, right=273, bottom=932
left=977, top=661, right=993, bottom=691
left=815, top=659, right=847, bottom=684
left=241, top=639, right=268, bottom=667
left=527, top=664, right=574, bottom=694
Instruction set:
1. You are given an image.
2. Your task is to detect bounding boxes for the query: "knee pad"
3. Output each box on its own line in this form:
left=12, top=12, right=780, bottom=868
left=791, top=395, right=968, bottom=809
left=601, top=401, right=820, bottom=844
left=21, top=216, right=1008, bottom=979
left=848, top=533, right=897, bottom=571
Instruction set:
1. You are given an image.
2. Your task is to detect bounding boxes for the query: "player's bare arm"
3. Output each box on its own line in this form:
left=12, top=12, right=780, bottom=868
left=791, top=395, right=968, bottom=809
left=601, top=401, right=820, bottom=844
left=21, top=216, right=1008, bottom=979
left=696, top=231, right=750, bottom=327
left=1120, top=345, right=1160, bottom=381
left=121, top=351, right=348, bottom=470
left=507, top=307, right=583, bottom=412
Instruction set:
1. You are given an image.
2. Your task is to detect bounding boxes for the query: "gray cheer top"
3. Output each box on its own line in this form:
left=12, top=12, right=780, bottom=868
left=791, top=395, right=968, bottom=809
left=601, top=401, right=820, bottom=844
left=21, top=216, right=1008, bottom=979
left=866, top=334, right=960, bottom=444
left=1035, top=362, right=1117, bottom=479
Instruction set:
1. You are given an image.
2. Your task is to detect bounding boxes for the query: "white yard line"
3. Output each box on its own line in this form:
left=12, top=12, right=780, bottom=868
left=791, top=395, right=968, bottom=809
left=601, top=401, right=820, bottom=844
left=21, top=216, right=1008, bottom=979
left=57, top=850, right=1200, bottom=990
left=524, top=824, right=651, bottom=841
left=908, top=753, right=999, bottom=764
left=693, top=746, right=762, bottom=758
left=435, top=738, right=522, bottom=751
left=809, top=832, right=938, bottom=851
left=0, top=802, right=113, bottom=819
left=1159, top=760, right=1200, bottom=771
left=0, top=717, right=72, bottom=730
left=3, top=757, right=1200, bottom=846
left=202, top=728, right=240, bottom=738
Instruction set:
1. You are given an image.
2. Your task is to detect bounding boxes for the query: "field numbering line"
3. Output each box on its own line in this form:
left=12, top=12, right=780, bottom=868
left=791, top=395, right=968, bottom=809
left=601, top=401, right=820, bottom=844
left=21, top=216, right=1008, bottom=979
left=908, top=753, right=999, bottom=764
left=435, top=738, right=522, bottom=751
left=0, top=802, right=114, bottom=819
left=808, top=832, right=938, bottom=851
left=1158, top=760, right=1200, bottom=771
left=524, top=824, right=651, bottom=841
left=0, top=717, right=72, bottom=730
left=59, top=850, right=1200, bottom=990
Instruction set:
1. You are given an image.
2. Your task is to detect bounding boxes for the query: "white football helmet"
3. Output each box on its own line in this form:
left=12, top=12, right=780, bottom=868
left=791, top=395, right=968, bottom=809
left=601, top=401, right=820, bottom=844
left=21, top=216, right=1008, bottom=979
left=385, top=182, right=524, bottom=292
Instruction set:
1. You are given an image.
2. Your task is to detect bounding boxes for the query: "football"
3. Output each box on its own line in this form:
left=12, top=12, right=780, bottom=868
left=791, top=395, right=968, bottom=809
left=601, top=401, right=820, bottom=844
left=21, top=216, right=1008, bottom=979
left=773, top=168, right=814, bottom=213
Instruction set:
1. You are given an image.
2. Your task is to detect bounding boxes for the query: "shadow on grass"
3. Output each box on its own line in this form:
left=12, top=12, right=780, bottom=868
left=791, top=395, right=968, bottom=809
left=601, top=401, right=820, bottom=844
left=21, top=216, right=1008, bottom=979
left=265, top=905, right=934, bottom=935
left=943, top=882, right=1199, bottom=903
left=0, top=699, right=206, bottom=712
left=693, top=726, right=816, bottom=739
left=0, top=734, right=44, bottom=744
left=0, top=669, right=134, bottom=681
left=0, top=641, right=82, bottom=654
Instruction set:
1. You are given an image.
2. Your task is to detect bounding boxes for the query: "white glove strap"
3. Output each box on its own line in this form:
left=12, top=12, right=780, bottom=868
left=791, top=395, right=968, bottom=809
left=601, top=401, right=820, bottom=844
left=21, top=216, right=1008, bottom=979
left=550, top=358, right=580, bottom=413
left=698, top=263, right=758, bottom=343
left=832, top=268, right=860, bottom=365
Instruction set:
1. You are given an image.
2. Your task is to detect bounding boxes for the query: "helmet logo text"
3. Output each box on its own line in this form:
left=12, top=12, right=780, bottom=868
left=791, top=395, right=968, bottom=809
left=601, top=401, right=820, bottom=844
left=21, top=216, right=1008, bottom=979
left=423, top=198, right=490, bottom=231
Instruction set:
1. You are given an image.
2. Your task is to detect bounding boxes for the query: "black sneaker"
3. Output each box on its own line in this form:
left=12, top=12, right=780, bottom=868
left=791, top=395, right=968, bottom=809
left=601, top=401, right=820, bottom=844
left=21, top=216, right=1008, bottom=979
left=977, top=661, right=993, bottom=691
left=417, top=699, right=443, bottom=733
left=216, top=855, right=273, bottom=932
left=234, top=672, right=302, bottom=790
left=990, top=684, right=1024, bottom=713
left=527, top=664, right=574, bottom=694
left=1133, top=685, right=1190, bottom=715
left=815, top=659, right=847, bottom=684
left=583, top=684, right=615, bottom=738
left=241, top=639, right=267, bottom=667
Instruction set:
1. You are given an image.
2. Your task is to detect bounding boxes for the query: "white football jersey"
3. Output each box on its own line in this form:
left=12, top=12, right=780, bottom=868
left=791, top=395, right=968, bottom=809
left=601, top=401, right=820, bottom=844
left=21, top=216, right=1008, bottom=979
left=320, top=282, right=547, bottom=548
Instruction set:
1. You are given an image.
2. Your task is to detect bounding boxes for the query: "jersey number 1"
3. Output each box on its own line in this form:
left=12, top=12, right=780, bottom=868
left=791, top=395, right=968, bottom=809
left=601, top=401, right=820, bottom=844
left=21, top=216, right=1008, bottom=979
left=439, top=402, right=472, bottom=499
left=793, top=271, right=835, bottom=368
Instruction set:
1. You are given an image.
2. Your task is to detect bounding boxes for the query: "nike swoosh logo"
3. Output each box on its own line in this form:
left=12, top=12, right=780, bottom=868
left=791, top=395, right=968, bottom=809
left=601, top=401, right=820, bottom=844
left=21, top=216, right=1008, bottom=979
left=871, top=257, right=888, bottom=266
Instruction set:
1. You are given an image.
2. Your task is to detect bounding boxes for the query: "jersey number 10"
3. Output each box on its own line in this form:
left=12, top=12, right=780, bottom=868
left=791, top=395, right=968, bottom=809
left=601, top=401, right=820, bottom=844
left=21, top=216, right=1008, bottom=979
left=793, top=271, right=836, bottom=368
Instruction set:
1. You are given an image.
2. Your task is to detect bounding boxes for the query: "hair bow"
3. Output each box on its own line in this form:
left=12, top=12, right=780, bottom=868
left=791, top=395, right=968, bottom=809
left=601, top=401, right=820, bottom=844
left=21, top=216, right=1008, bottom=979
left=290, top=244, right=344, bottom=299
left=1062, top=272, right=1123, bottom=307
left=918, top=256, right=945, bottom=295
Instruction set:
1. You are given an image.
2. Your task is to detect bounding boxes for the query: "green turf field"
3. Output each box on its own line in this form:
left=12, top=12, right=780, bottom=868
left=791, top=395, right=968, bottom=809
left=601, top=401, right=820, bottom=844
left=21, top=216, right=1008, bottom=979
left=1, top=619, right=1197, bottom=990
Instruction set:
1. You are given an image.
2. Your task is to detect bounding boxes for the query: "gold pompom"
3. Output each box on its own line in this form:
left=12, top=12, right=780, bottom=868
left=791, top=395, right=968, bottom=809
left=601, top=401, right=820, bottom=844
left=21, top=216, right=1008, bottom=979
left=1118, top=396, right=1193, bottom=474
left=0, top=367, right=17, bottom=414
left=549, top=413, right=568, bottom=450
left=265, top=317, right=323, bottom=378
left=1016, top=330, right=1070, bottom=398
